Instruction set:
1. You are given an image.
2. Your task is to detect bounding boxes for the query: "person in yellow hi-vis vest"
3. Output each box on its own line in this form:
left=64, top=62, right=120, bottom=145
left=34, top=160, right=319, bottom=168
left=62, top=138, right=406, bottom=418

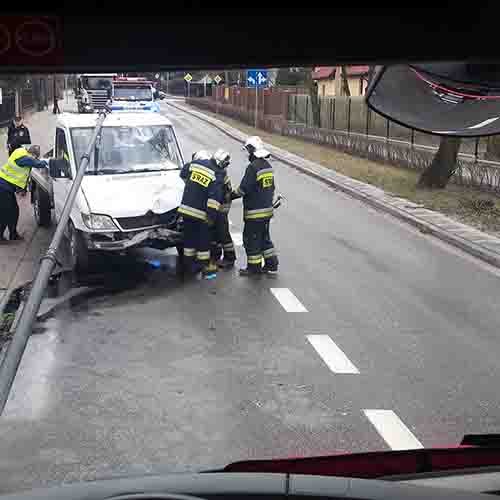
left=0, top=145, right=48, bottom=241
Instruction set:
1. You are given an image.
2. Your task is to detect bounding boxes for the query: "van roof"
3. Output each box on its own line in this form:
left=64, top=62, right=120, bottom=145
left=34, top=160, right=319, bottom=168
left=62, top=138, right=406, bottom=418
left=56, top=112, right=173, bottom=129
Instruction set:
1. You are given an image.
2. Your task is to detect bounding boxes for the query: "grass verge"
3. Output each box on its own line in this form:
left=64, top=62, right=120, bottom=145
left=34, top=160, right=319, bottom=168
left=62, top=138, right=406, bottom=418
left=186, top=104, right=500, bottom=237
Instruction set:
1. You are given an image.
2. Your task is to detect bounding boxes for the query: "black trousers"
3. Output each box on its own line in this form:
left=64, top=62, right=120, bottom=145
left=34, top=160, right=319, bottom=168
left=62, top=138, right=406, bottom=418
left=211, top=213, right=235, bottom=262
left=182, top=216, right=210, bottom=273
left=243, top=219, right=278, bottom=272
left=0, top=190, right=19, bottom=239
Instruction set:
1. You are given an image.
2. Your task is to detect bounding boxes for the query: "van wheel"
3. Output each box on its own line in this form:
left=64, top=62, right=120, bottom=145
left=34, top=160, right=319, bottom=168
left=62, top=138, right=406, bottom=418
left=33, top=186, right=51, bottom=227
left=68, top=221, right=90, bottom=273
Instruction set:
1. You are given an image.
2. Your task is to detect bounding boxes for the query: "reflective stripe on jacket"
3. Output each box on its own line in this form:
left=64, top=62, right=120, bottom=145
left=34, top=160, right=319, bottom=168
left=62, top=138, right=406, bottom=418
left=177, top=159, right=223, bottom=222
left=0, top=148, right=31, bottom=189
left=236, top=157, right=275, bottom=221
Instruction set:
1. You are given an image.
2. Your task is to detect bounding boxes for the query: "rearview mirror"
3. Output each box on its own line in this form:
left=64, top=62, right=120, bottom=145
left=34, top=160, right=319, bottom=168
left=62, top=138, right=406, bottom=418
left=49, top=159, right=72, bottom=179
left=366, top=64, right=500, bottom=137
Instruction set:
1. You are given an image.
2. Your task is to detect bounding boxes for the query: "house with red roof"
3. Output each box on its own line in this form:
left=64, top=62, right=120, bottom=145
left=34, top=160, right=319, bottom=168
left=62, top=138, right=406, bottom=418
left=312, top=66, right=370, bottom=97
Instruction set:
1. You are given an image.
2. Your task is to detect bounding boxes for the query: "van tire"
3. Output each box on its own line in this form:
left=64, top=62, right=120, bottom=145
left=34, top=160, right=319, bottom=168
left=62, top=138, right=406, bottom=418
left=33, top=186, right=52, bottom=227
left=68, top=221, right=90, bottom=273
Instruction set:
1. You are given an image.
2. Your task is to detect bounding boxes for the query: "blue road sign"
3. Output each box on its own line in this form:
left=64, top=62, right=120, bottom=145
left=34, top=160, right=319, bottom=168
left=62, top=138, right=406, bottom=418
left=247, top=69, right=268, bottom=88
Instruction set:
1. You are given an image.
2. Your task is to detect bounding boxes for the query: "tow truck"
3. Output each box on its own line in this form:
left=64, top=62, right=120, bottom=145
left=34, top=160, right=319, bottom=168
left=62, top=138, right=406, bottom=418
left=110, top=76, right=161, bottom=113
left=75, top=73, right=116, bottom=113
left=30, top=111, right=185, bottom=272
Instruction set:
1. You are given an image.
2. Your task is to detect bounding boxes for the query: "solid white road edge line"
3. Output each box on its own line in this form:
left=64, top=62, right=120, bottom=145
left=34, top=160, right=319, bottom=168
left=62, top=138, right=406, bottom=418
left=364, top=409, right=423, bottom=450
left=306, top=335, right=360, bottom=374
left=270, top=288, right=308, bottom=312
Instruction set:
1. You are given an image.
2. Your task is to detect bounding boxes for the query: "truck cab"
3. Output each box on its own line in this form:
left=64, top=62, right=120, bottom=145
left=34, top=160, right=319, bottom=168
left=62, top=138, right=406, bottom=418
left=76, top=73, right=116, bottom=113
left=30, top=112, right=186, bottom=271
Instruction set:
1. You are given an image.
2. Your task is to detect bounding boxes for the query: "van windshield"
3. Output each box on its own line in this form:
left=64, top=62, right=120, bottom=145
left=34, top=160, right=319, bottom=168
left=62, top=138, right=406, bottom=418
left=71, top=124, right=183, bottom=174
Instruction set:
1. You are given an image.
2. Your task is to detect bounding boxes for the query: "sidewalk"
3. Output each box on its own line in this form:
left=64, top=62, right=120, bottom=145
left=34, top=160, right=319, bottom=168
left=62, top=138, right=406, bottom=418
left=0, top=98, right=71, bottom=304
left=168, top=100, right=500, bottom=269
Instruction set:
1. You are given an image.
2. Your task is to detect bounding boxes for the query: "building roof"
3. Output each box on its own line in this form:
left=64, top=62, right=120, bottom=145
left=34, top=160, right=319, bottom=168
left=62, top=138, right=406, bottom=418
left=312, top=65, right=370, bottom=80
left=312, top=67, right=335, bottom=80
left=57, top=112, right=173, bottom=129
left=343, top=65, right=370, bottom=76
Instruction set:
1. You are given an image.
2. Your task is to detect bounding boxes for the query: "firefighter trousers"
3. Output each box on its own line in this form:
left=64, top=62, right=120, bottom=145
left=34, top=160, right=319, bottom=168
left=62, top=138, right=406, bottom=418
left=0, top=190, right=19, bottom=239
left=182, top=216, right=210, bottom=273
left=243, top=219, right=278, bottom=272
left=211, top=213, right=235, bottom=262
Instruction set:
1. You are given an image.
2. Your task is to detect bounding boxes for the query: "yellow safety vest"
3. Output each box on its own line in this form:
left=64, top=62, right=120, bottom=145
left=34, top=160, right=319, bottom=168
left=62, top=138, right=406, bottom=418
left=0, top=148, right=32, bottom=189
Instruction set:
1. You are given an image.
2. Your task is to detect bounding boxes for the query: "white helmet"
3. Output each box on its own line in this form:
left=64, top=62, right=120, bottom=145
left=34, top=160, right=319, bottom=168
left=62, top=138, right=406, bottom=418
left=244, top=136, right=264, bottom=152
left=253, top=148, right=271, bottom=159
left=212, top=148, right=231, bottom=168
left=192, top=149, right=211, bottom=161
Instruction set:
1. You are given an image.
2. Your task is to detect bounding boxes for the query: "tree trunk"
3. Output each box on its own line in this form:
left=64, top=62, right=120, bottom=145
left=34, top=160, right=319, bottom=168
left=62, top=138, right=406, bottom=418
left=303, top=68, right=321, bottom=127
left=365, top=65, right=376, bottom=94
left=340, top=66, right=351, bottom=97
left=418, top=137, right=462, bottom=188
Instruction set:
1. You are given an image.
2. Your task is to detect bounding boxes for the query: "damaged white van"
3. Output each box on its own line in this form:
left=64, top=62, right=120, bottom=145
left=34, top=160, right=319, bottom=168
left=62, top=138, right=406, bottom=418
left=30, top=112, right=186, bottom=271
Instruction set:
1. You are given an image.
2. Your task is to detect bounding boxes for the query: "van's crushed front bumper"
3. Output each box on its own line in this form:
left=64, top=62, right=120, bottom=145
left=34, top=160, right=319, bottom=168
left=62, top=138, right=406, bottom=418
left=85, top=227, right=183, bottom=251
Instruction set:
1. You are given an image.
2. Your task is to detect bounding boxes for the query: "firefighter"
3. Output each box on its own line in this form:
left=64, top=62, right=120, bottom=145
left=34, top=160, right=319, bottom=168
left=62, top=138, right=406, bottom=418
left=211, top=149, right=236, bottom=269
left=180, top=150, right=211, bottom=181
left=232, top=136, right=279, bottom=276
left=0, top=145, right=47, bottom=241
left=178, top=149, right=222, bottom=278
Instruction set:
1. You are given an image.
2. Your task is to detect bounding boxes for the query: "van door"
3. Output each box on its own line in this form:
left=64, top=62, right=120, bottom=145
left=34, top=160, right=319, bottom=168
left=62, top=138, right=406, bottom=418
left=51, top=127, right=73, bottom=224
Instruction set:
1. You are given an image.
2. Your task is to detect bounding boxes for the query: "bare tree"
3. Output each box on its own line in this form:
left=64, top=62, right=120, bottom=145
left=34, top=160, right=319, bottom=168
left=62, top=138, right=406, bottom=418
left=364, top=66, right=376, bottom=94
left=302, top=68, right=321, bottom=127
left=418, top=137, right=462, bottom=188
left=340, top=66, right=351, bottom=97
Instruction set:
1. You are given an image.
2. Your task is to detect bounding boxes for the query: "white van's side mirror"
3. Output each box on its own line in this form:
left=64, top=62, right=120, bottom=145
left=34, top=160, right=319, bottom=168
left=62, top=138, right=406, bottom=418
left=49, top=159, right=72, bottom=180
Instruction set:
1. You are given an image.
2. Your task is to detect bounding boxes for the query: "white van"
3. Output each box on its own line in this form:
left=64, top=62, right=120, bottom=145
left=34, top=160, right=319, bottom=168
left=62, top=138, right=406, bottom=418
left=30, top=112, right=186, bottom=271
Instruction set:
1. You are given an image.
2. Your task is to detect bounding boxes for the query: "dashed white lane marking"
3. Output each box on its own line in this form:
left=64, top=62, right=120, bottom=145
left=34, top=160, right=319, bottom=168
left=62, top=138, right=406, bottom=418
left=364, top=410, right=423, bottom=450
left=270, top=288, right=308, bottom=312
left=306, top=335, right=359, bottom=374
left=231, top=232, right=243, bottom=247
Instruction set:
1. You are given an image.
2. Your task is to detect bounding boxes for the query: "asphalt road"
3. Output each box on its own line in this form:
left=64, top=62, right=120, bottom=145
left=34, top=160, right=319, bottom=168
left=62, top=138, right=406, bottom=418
left=1, top=99, right=500, bottom=492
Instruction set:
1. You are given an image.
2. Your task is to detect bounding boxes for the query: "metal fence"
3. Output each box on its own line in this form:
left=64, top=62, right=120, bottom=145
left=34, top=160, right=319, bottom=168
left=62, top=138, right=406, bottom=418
left=283, top=94, right=500, bottom=192
left=0, top=93, right=16, bottom=128
left=287, top=94, right=495, bottom=162
left=0, top=88, right=36, bottom=128
left=188, top=87, right=500, bottom=192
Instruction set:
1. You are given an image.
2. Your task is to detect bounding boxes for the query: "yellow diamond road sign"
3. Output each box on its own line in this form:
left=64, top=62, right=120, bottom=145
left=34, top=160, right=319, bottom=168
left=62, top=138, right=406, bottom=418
left=184, top=73, right=193, bottom=83
left=214, top=75, right=222, bottom=84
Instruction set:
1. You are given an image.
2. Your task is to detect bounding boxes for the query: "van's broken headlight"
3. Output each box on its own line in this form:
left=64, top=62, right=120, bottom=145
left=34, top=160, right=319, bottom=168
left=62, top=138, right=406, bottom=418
left=82, top=213, right=117, bottom=230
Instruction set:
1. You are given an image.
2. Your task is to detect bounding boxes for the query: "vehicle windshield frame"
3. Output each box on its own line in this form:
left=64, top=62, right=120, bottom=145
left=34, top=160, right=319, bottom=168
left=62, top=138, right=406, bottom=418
left=113, top=86, right=153, bottom=101
left=70, top=124, right=183, bottom=175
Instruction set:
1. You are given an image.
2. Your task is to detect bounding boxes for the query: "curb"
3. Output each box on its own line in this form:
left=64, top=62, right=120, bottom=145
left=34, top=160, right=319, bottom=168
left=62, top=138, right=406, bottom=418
left=166, top=100, right=500, bottom=270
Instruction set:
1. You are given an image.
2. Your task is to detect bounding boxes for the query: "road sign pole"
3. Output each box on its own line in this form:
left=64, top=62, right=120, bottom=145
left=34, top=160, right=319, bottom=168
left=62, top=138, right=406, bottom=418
left=188, top=81, right=191, bottom=99
left=255, top=85, right=258, bottom=129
